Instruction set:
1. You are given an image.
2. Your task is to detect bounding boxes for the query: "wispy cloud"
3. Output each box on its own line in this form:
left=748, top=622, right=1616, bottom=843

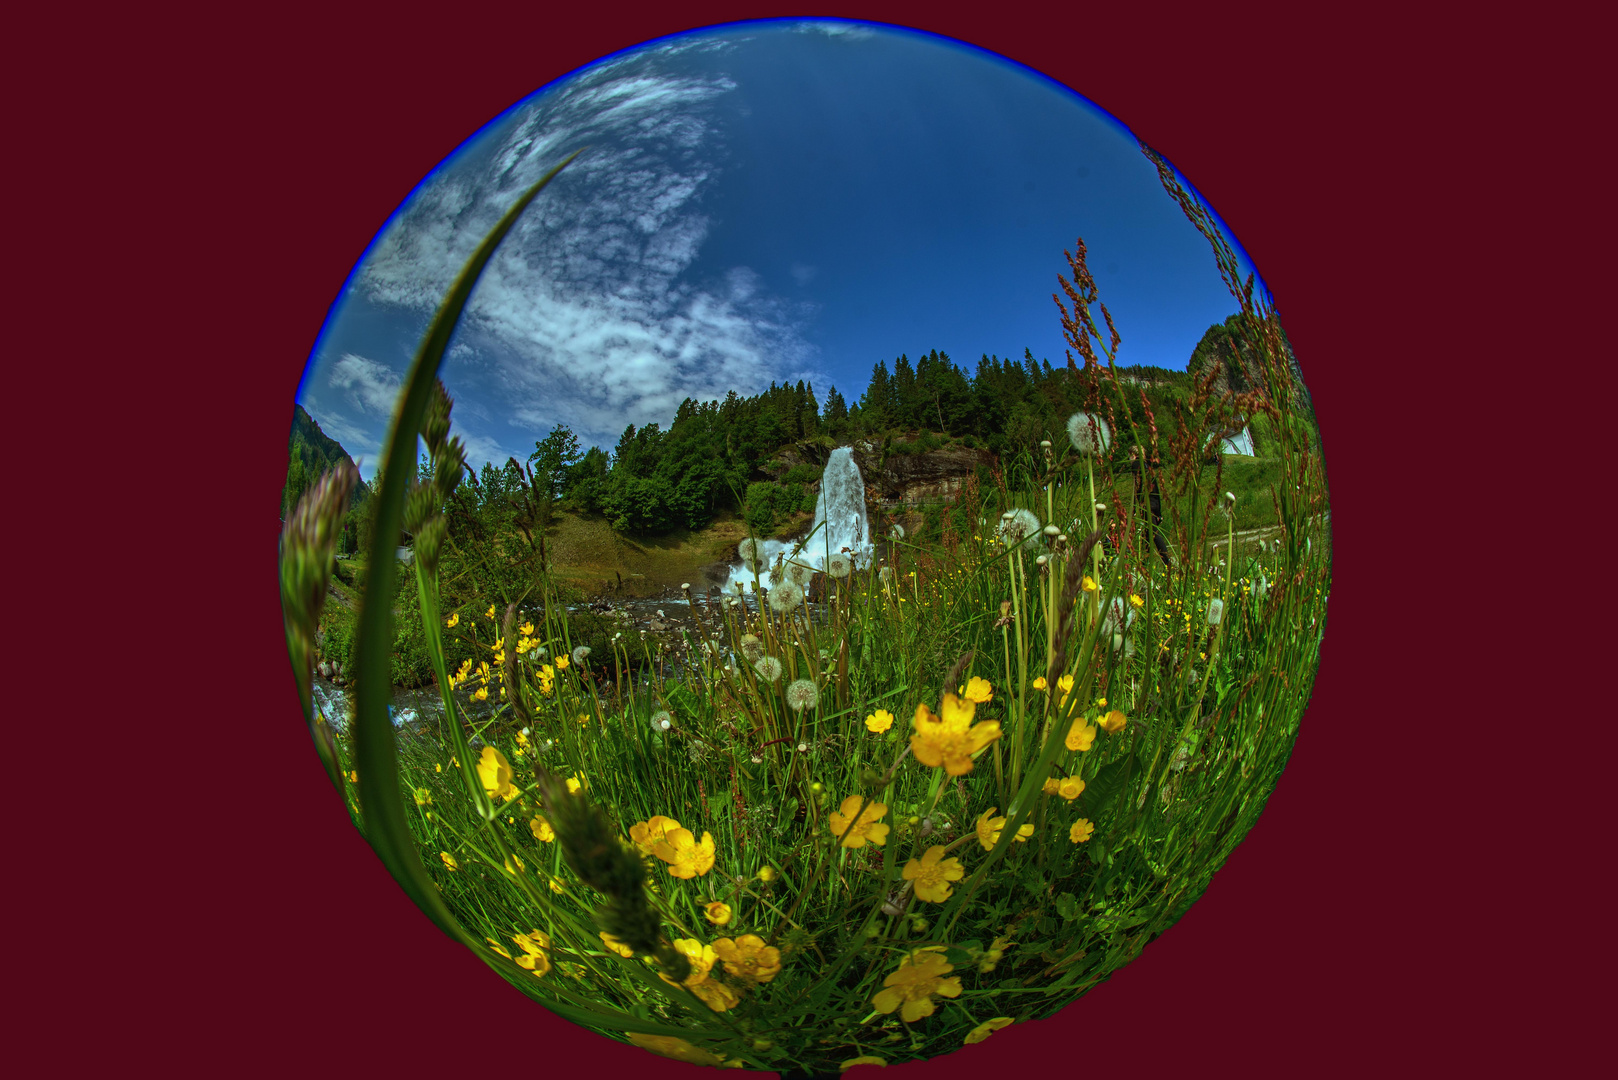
left=349, top=48, right=820, bottom=461
left=330, top=353, right=403, bottom=415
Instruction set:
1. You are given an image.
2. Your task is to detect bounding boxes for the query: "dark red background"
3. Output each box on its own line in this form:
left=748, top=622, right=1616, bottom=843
left=14, top=2, right=1602, bottom=1076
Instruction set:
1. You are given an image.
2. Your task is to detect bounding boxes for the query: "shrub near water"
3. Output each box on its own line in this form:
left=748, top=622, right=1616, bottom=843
left=282, top=153, right=1329, bottom=1075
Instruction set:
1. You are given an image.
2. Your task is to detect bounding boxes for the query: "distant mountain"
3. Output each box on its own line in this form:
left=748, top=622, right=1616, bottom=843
left=284, top=404, right=370, bottom=518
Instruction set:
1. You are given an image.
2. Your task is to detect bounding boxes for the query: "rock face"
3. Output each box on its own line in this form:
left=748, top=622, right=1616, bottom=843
left=762, top=438, right=992, bottom=508
left=848, top=440, right=992, bottom=508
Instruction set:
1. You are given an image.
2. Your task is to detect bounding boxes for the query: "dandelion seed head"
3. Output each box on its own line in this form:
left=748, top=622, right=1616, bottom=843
left=1043, top=524, right=1059, bottom=536
left=1067, top=412, right=1112, bottom=455
left=769, top=582, right=804, bottom=614
left=889, top=524, right=905, bottom=541
left=1207, top=598, right=1224, bottom=626
left=826, top=552, right=853, bottom=579
left=754, top=656, right=783, bottom=682
left=740, top=633, right=764, bottom=662
left=570, top=646, right=591, bottom=667
left=997, top=507, right=1043, bottom=551
left=651, top=710, right=672, bottom=732
left=786, top=678, right=820, bottom=712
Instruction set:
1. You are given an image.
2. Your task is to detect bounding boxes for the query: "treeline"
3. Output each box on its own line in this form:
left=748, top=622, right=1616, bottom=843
left=288, top=313, right=1289, bottom=546
left=515, top=341, right=1219, bottom=536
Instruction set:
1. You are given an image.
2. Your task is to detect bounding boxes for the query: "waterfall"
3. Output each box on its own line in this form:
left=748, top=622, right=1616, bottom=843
left=1219, top=427, right=1256, bottom=456
left=725, top=446, right=871, bottom=593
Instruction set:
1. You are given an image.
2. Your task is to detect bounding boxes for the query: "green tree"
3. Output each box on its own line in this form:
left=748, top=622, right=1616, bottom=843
left=529, top=424, right=583, bottom=499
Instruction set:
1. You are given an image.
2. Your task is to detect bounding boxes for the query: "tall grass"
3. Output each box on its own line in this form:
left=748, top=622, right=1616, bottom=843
left=281, top=151, right=1330, bottom=1075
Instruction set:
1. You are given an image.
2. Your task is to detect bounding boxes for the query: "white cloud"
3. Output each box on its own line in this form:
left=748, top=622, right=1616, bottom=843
left=349, top=48, right=822, bottom=455
left=329, top=353, right=402, bottom=415
left=790, top=262, right=818, bottom=286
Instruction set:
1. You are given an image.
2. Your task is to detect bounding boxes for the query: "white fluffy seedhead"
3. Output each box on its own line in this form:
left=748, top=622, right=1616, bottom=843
left=785, top=678, right=820, bottom=713
left=997, top=507, right=1043, bottom=552
left=826, top=552, right=853, bottom=579
left=1067, top=412, right=1112, bottom=455
left=768, top=582, right=804, bottom=614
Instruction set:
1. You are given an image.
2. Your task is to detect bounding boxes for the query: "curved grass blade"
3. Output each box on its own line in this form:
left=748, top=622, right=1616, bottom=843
left=351, top=151, right=582, bottom=946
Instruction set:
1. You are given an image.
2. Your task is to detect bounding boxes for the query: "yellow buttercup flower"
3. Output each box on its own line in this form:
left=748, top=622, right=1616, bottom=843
left=476, top=746, right=519, bottom=802
left=964, top=1017, right=1015, bottom=1044
left=1070, top=818, right=1095, bottom=843
left=757, top=866, right=776, bottom=883
left=1042, top=777, right=1060, bottom=796
left=713, top=934, right=783, bottom=983
left=629, top=815, right=683, bottom=855
left=661, top=938, right=740, bottom=1011
left=485, top=604, right=496, bottom=618
left=445, top=612, right=459, bottom=628
left=565, top=774, right=583, bottom=794
left=840, top=1057, right=886, bottom=1071
left=827, top=795, right=890, bottom=848
left=653, top=828, right=716, bottom=879
left=439, top=852, right=459, bottom=871
left=600, top=932, right=635, bottom=958
left=1129, top=593, right=1144, bottom=608
left=704, top=901, right=732, bottom=926
left=556, top=655, right=569, bottom=670
left=865, top=708, right=895, bottom=733
left=529, top=815, right=555, bottom=843
left=626, top=1033, right=728, bottom=1068
left=1065, top=718, right=1097, bottom=752
left=519, top=620, right=535, bottom=636
left=901, top=845, right=965, bottom=903
left=1100, top=709, right=1127, bottom=734
left=1055, top=775, right=1086, bottom=801
left=910, top=693, right=1002, bottom=777
left=473, top=686, right=488, bottom=702
left=975, top=808, right=1033, bottom=851
left=870, top=947, right=963, bottom=1022
left=959, top=676, right=993, bottom=704
left=1081, top=575, right=1098, bottom=593
left=1032, top=676, right=1048, bottom=691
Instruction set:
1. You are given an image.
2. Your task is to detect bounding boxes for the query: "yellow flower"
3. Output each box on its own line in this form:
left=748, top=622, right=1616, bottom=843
left=975, top=808, right=1034, bottom=851
left=503, top=854, right=525, bottom=875
left=514, top=729, right=530, bottom=748
left=1065, top=718, right=1097, bottom=752
left=757, top=866, right=776, bottom=883
left=445, top=612, right=459, bottom=628
left=1032, top=676, right=1048, bottom=691
left=1070, top=818, right=1095, bottom=843
left=827, top=795, right=890, bottom=848
left=714, top=934, right=783, bottom=983
left=865, top=708, right=895, bottom=733
left=473, top=686, right=488, bottom=702
left=902, top=845, right=965, bottom=903
left=1129, top=593, right=1144, bottom=608
left=485, top=604, right=496, bottom=618
left=439, top=852, right=459, bottom=871
left=509, top=929, right=551, bottom=976
left=1042, top=777, right=1060, bottom=795
left=629, top=815, right=683, bottom=855
left=910, top=693, right=1002, bottom=776
left=600, top=932, right=635, bottom=958
left=565, top=774, right=583, bottom=795
left=964, top=1017, right=1015, bottom=1044
left=1081, top=575, right=1098, bottom=593
left=1100, top=709, right=1127, bottom=734
left=556, top=655, right=570, bottom=670
left=841, top=1057, right=886, bottom=1071
left=959, top=676, right=993, bottom=703
left=475, top=747, right=518, bottom=802
left=1055, top=775, right=1086, bottom=801
left=704, top=901, right=733, bottom=926
left=653, top=828, right=716, bottom=879
left=525, top=814, right=554, bottom=843
left=870, top=947, right=963, bottom=1022
left=549, top=878, right=564, bottom=893
left=519, top=620, right=535, bottom=636
left=626, top=1033, right=728, bottom=1068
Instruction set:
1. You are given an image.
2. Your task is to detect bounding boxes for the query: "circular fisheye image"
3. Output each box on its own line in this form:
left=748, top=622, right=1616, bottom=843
left=278, top=18, right=1329, bottom=1075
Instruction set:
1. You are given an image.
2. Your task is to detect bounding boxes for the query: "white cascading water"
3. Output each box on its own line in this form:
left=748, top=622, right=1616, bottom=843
left=725, top=446, right=872, bottom=593
left=1219, top=427, right=1256, bottom=455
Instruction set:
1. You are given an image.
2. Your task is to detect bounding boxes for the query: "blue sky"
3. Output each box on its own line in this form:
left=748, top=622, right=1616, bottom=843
left=298, top=19, right=1262, bottom=479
